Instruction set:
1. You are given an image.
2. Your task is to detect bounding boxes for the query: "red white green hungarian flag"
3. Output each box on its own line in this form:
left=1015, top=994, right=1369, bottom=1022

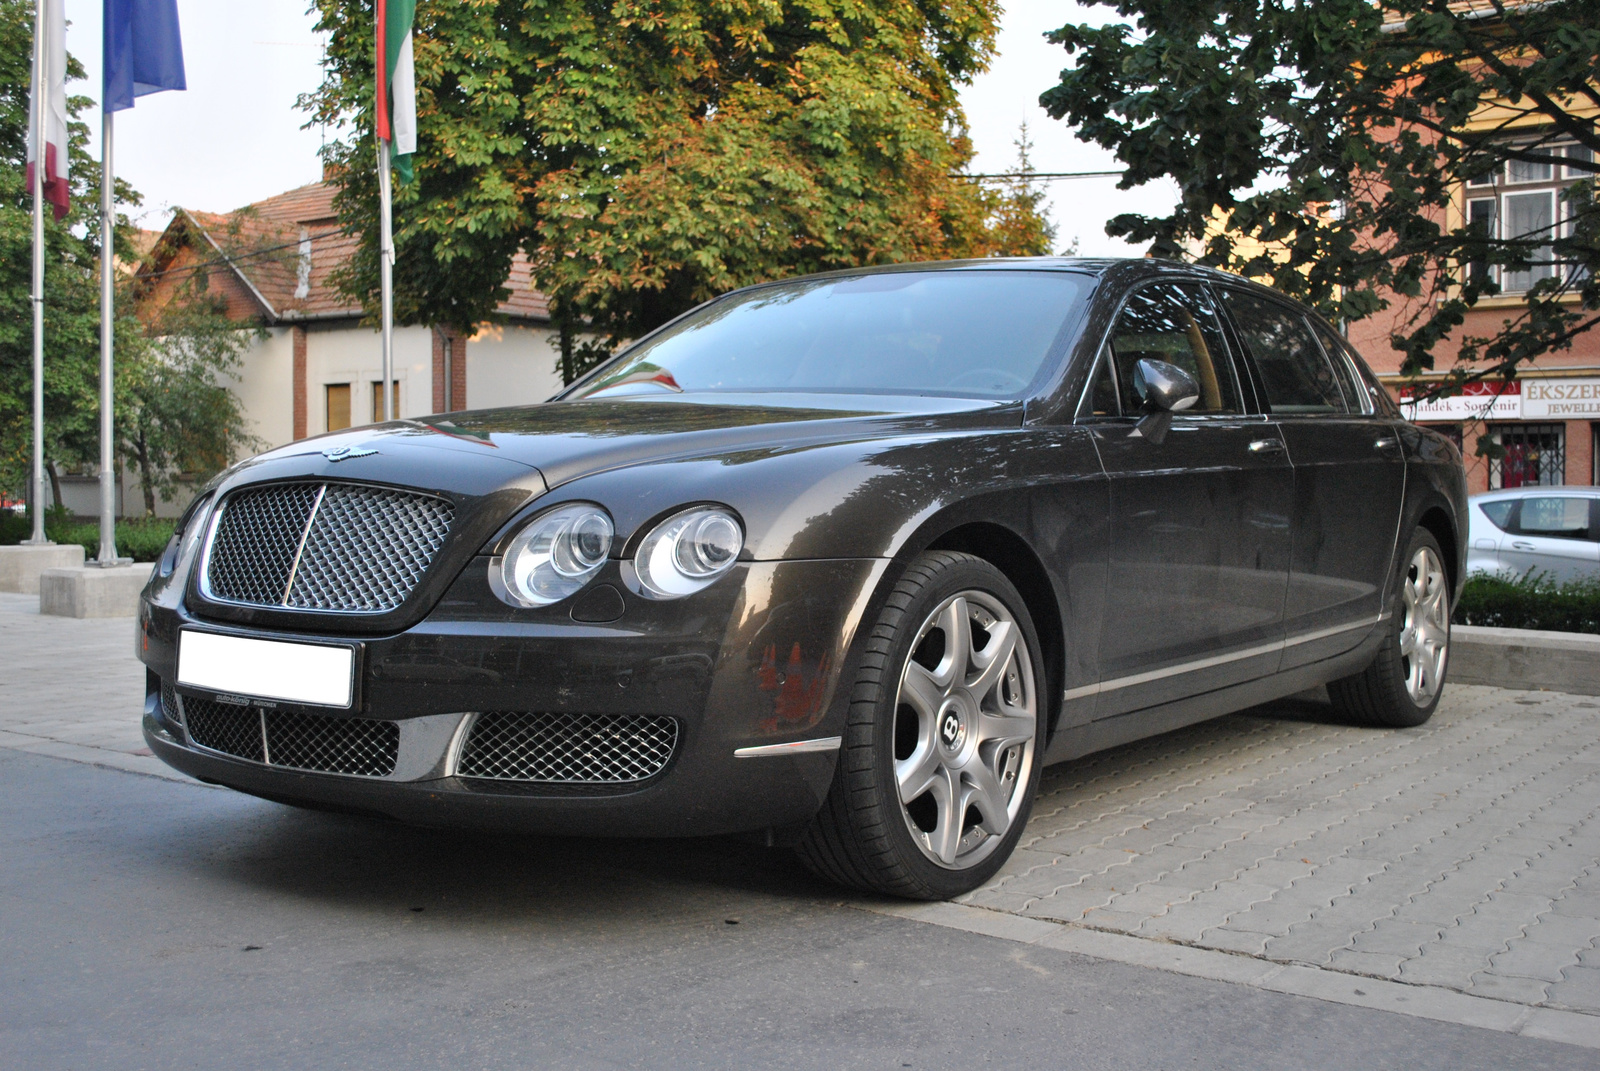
left=375, top=0, right=416, bottom=183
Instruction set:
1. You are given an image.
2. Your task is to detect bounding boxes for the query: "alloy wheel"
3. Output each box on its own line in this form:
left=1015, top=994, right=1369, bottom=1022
left=893, top=590, right=1037, bottom=870
left=1399, top=545, right=1449, bottom=705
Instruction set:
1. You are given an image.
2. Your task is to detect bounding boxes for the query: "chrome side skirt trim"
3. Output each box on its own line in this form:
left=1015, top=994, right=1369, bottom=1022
left=1062, top=616, right=1381, bottom=702
left=735, top=736, right=843, bottom=759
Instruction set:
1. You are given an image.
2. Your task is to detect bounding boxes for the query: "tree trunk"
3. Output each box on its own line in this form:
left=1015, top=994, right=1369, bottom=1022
left=559, top=310, right=575, bottom=385
left=136, top=432, right=156, bottom=517
left=45, top=461, right=62, bottom=513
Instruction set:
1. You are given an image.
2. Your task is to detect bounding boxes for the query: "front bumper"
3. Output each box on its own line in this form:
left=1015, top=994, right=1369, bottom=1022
left=138, top=557, right=890, bottom=837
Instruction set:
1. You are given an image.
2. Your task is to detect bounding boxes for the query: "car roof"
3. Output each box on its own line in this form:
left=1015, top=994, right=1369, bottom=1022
left=1471, top=486, right=1600, bottom=501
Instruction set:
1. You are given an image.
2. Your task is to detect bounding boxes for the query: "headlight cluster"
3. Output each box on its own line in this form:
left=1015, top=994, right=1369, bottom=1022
left=159, top=493, right=214, bottom=578
left=490, top=503, right=615, bottom=608
left=628, top=507, right=744, bottom=600
left=489, top=502, right=743, bottom=608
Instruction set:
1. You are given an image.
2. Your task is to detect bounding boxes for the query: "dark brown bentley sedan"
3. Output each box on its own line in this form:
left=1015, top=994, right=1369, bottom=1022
left=138, top=259, right=1466, bottom=898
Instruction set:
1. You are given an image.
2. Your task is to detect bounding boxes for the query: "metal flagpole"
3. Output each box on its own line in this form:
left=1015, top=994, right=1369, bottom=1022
left=95, top=107, right=127, bottom=565
left=24, top=0, right=50, bottom=546
left=377, top=138, right=395, bottom=422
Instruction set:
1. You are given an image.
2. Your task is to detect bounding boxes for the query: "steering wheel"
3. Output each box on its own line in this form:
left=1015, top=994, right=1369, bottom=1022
left=944, top=367, right=1029, bottom=393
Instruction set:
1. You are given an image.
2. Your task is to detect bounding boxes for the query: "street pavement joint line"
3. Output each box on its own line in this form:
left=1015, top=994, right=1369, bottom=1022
left=856, top=899, right=1600, bottom=1050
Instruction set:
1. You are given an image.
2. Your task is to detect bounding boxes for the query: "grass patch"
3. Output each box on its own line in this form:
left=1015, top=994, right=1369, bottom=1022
left=1454, top=572, right=1600, bottom=635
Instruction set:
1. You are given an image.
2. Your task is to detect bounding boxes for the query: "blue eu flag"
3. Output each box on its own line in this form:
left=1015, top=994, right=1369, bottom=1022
left=104, top=0, right=186, bottom=113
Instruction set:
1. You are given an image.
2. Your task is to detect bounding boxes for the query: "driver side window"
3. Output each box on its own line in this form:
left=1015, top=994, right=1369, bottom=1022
left=1105, top=283, right=1241, bottom=414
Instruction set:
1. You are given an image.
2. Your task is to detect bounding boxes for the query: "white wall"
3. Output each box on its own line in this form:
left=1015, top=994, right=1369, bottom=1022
left=466, top=323, right=564, bottom=410
left=229, top=325, right=295, bottom=450
left=306, top=323, right=433, bottom=434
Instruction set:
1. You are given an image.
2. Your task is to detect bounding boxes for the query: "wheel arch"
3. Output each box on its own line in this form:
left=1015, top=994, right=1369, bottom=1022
left=1416, top=503, right=1461, bottom=601
left=923, top=522, right=1067, bottom=743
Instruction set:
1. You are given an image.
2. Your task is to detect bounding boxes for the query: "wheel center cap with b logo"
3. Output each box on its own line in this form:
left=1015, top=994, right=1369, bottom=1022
left=938, top=699, right=969, bottom=753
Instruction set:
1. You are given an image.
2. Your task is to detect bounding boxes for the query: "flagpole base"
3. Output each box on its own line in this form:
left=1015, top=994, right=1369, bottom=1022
left=19, top=539, right=55, bottom=547
left=89, top=557, right=134, bottom=568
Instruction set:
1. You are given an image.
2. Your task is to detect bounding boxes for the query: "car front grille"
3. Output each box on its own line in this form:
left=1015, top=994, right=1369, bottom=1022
left=457, top=712, right=679, bottom=783
left=182, top=693, right=399, bottom=777
left=204, top=482, right=454, bottom=613
left=160, top=679, right=184, bottom=727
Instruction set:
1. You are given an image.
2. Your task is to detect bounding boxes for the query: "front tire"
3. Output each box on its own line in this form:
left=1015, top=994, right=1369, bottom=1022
left=1328, top=527, right=1451, bottom=728
left=796, top=552, right=1046, bottom=899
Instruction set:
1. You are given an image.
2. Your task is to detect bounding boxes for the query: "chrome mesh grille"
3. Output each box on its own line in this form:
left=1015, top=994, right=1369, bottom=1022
left=159, top=679, right=184, bottom=727
left=264, top=709, right=399, bottom=777
left=184, top=697, right=264, bottom=763
left=182, top=695, right=398, bottom=777
left=205, top=482, right=453, bottom=613
left=458, top=712, right=679, bottom=783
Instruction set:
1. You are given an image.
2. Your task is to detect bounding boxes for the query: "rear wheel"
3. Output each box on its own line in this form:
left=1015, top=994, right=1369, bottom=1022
left=796, top=552, right=1045, bottom=899
left=1328, top=527, right=1451, bottom=728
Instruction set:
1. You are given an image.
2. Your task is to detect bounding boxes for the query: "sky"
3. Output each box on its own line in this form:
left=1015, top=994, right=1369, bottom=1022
left=60, top=0, right=1176, bottom=257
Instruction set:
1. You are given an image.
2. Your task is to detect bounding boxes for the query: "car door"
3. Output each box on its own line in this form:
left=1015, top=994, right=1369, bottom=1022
left=1497, top=494, right=1600, bottom=581
left=1469, top=497, right=1516, bottom=575
left=1218, top=289, right=1407, bottom=670
left=1083, top=281, right=1294, bottom=718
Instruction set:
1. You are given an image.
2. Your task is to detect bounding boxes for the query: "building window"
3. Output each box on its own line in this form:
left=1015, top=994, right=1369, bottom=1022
left=1464, top=141, right=1590, bottom=293
left=371, top=380, right=399, bottom=423
left=1489, top=423, right=1565, bottom=489
left=326, top=383, right=351, bottom=432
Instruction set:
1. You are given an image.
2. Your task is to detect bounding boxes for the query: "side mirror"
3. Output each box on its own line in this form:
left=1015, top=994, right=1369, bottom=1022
left=1129, top=358, right=1200, bottom=444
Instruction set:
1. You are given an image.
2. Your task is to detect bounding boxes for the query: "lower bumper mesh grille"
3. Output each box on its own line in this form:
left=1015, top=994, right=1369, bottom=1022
left=180, top=691, right=398, bottom=777
left=160, top=680, right=184, bottom=727
left=458, top=712, right=679, bottom=783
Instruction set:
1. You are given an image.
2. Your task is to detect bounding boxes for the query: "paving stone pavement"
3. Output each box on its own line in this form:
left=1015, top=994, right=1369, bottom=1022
left=959, top=685, right=1600, bottom=1019
left=3, top=589, right=1598, bottom=1030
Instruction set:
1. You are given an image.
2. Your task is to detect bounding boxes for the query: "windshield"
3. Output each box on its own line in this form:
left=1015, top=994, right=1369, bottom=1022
left=572, top=270, right=1090, bottom=400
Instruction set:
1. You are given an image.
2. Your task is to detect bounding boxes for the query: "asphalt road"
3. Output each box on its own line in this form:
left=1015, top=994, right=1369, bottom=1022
left=2, top=750, right=1590, bottom=1071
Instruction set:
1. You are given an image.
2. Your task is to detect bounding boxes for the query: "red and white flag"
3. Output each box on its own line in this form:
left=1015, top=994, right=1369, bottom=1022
left=27, top=0, right=69, bottom=221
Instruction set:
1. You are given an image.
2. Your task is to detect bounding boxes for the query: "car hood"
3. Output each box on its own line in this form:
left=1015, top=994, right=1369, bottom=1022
left=253, top=392, right=1025, bottom=491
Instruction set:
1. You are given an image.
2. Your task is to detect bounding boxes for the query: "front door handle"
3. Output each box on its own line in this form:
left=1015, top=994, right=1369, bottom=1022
left=1248, top=438, right=1285, bottom=455
left=1511, top=541, right=1536, bottom=550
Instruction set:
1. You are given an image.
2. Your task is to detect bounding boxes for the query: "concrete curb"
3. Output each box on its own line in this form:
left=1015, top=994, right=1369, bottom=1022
left=0, top=543, right=85, bottom=593
left=860, top=900, right=1600, bottom=1050
left=39, top=563, right=153, bottom=618
left=1451, top=625, right=1600, bottom=696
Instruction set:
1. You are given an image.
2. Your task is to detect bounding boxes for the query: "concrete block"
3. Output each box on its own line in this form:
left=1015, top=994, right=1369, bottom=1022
left=1451, top=625, right=1600, bottom=696
left=39, top=563, right=152, bottom=618
left=0, top=543, right=85, bottom=593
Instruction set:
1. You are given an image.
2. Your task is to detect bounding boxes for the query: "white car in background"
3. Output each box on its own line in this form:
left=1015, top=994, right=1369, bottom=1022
left=1467, top=487, right=1600, bottom=582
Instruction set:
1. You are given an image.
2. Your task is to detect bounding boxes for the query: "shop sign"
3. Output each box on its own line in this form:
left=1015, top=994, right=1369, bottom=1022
left=1399, top=380, right=1520, bottom=422
left=1521, top=377, right=1600, bottom=419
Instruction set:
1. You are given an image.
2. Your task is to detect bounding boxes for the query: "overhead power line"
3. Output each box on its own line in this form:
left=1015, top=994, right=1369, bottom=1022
left=953, top=170, right=1124, bottom=181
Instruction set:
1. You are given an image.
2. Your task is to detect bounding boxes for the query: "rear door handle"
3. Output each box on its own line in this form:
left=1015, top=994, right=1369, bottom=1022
left=1511, top=541, right=1536, bottom=550
left=1375, top=436, right=1401, bottom=453
left=1248, top=439, right=1285, bottom=455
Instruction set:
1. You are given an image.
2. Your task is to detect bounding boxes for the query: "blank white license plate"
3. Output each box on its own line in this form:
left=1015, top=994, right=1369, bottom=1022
left=177, top=630, right=355, bottom=708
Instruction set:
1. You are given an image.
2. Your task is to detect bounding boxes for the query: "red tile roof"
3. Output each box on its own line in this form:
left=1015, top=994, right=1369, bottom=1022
left=138, top=181, right=550, bottom=325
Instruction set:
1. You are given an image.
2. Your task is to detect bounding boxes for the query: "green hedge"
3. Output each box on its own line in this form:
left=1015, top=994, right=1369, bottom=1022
left=0, top=511, right=175, bottom=563
left=1454, top=572, right=1600, bottom=635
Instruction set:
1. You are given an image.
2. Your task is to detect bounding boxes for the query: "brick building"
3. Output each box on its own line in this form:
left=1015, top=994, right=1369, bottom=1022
left=134, top=181, right=564, bottom=473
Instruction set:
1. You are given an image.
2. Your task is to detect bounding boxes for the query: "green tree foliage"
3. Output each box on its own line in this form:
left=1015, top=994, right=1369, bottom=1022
left=118, top=279, right=264, bottom=514
left=980, top=121, right=1061, bottom=258
left=305, top=0, right=1007, bottom=352
left=1, top=0, right=261, bottom=510
left=1041, top=0, right=1599, bottom=392
left=0, top=0, right=107, bottom=501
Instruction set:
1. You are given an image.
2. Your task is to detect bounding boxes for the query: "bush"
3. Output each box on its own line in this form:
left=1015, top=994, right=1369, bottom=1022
left=1454, top=572, right=1600, bottom=635
left=46, top=518, right=176, bottom=563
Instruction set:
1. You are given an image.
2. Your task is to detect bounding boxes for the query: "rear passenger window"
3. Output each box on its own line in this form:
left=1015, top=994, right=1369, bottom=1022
left=1512, top=497, right=1594, bottom=541
left=1221, top=290, right=1347, bottom=414
left=1478, top=500, right=1514, bottom=530
left=1310, top=322, right=1366, bottom=413
left=1106, top=283, right=1240, bottom=414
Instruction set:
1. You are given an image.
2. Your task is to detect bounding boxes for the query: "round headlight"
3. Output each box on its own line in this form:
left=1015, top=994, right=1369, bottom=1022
left=490, top=503, right=614, bottom=608
left=629, top=506, right=744, bottom=599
